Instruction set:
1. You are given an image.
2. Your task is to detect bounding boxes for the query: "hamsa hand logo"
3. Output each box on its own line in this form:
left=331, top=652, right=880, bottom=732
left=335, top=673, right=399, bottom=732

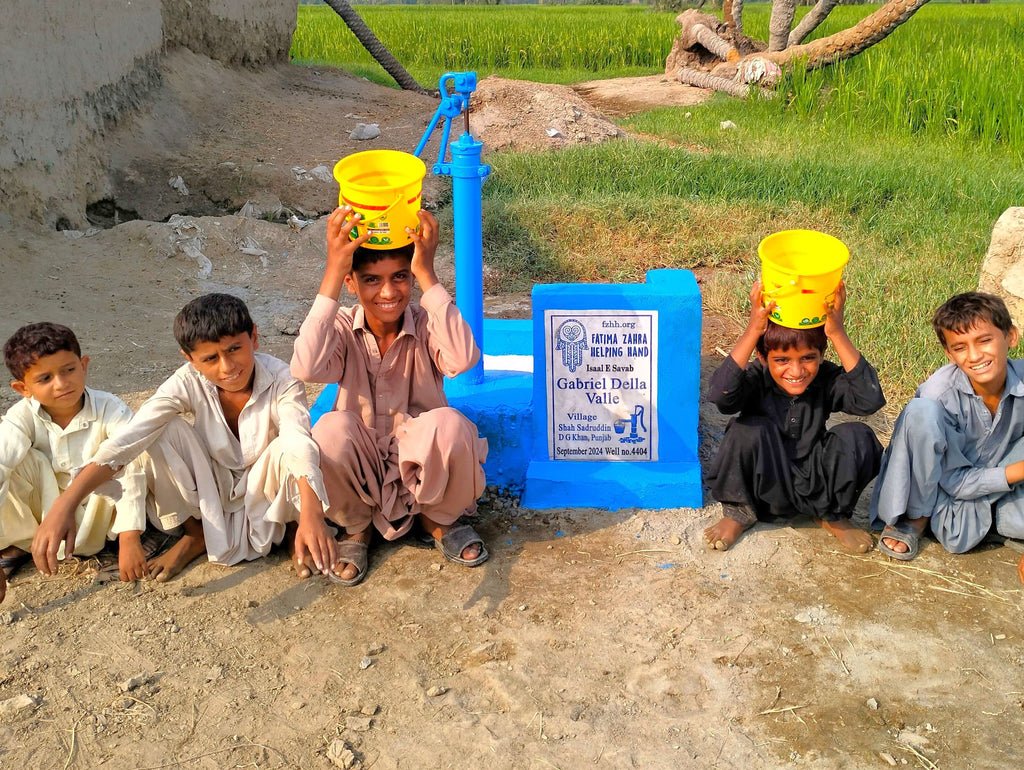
left=556, top=319, right=588, bottom=373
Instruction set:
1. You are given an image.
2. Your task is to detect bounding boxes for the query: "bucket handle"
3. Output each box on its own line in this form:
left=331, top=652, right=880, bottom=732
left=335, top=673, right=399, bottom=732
left=762, top=278, right=801, bottom=300
left=344, top=190, right=407, bottom=223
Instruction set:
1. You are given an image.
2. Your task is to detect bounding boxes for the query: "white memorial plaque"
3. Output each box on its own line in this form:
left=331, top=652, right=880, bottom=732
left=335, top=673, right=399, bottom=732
left=545, top=310, right=658, bottom=461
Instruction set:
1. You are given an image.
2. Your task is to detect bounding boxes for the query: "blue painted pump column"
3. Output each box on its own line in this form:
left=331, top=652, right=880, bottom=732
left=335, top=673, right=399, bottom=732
left=441, top=133, right=488, bottom=384
left=414, top=72, right=490, bottom=385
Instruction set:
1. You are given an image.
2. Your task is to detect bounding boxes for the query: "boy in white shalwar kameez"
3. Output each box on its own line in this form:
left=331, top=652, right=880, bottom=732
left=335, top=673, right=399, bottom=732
left=1, top=323, right=148, bottom=605
left=33, top=294, right=340, bottom=584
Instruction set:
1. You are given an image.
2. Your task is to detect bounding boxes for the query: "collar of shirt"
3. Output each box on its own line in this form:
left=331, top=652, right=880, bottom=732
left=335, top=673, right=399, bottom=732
left=351, top=303, right=419, bottom=342
left=194, top=354, right=274, bottom=403
left=27, top=386, right=98, bottom=434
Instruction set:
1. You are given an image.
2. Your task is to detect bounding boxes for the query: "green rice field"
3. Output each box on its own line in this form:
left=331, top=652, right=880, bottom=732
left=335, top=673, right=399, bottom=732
left=293, top=3, right=1024, bottom=402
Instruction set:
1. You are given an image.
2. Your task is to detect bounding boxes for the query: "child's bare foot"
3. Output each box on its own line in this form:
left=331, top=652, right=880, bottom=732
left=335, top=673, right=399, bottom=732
left=704, top=517, right=751, bottom=551
left=704, top=503, right=758, bottom=551
left=284, top=522, right=314, bottom=579
left=118, top=530, right=150, bottom=582
left=815, top=517, right=873, bottom=554
left=147, top=519, right=206, bottom=583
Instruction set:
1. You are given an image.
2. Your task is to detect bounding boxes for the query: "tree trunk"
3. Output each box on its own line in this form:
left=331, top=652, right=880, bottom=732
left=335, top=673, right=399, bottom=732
left=788, top=0, right=840, bottom=47
left=323, top=0, right=429, bottom=95
left=756, top=0, right=933, bottom=70
left=678, top=67, right=751, bottom=98
left=725, top=0, right=745, bottom=36
left=768, top=0, right=797, bottom=52
left=693, top=24, right=740, bottom=63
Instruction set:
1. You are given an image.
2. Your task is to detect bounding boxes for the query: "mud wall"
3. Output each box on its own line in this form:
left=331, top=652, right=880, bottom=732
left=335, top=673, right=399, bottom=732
left=0, top=0, right=298, bottom=229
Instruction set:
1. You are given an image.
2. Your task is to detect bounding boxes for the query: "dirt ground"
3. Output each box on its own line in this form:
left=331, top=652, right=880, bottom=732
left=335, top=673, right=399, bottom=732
left=1, top=56, right=1023, bottom=770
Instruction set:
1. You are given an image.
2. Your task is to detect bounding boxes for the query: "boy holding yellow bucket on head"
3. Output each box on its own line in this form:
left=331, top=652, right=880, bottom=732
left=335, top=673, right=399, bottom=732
left=290, top=199, right=489, bottom=586
left=703, top=231, right=886, bottom=554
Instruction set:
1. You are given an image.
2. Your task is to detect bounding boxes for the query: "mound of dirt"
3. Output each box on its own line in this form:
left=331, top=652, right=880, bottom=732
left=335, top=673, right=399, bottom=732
left=573, top=74, right=710, bottom=119
left=470, top=76, right=625, bottom=153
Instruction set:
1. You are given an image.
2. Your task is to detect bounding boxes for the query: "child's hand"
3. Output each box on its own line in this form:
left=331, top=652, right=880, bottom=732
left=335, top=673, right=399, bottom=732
left=321, top=206, right=371, bottom=298
left=293, top=514, right=338, bottom=577
left=408, top=209, right=439, bottom=291
left=746, top=280, right=776, bottom=336
left=118, top=530, right=149, bottom=582
left=32, top=496, right=79, bottom=575
left=824, top=280, right=848, bottom=338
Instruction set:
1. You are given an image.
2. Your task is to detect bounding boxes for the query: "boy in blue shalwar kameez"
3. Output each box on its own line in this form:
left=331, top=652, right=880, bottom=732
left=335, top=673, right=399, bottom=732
left=871, top=292, right=1024, bottom=583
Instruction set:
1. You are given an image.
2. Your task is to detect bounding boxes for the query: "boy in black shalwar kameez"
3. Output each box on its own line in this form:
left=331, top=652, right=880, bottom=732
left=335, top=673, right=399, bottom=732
left=704, top=280, right=885, bottom=553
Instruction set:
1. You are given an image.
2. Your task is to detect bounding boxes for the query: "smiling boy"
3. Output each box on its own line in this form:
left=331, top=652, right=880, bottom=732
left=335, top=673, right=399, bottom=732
left=871, top=292, right=1024, bottom=582
left=703, top=280, right=885, bottom=553
left=290, top=206, right=488, bottom=586
left=1, top=323, right=148, bottom=605
left=33, top=294, right=336, bottom=583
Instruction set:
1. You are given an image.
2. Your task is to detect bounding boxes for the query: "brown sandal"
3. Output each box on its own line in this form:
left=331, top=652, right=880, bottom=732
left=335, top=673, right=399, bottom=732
left=326, top=539, right=369, bottom=587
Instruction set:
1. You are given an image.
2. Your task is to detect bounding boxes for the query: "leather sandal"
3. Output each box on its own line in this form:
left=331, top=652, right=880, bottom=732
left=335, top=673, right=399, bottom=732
left=434, top=523, right=488, bottom=567
left=327, top=539, right=369, bottom=587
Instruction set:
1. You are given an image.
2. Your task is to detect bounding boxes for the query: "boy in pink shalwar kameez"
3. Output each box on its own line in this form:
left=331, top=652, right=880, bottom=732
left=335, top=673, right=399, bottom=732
left=291, top=206, right=489, bottom=586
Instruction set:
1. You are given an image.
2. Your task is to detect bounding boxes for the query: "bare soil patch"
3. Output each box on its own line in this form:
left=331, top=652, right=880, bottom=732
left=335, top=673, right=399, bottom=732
left=1, top=58, right=1022, bottom=770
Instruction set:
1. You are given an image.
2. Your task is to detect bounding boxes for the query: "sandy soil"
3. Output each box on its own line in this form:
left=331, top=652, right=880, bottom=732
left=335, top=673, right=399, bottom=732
left=1, top=56, right=1023, bottom=770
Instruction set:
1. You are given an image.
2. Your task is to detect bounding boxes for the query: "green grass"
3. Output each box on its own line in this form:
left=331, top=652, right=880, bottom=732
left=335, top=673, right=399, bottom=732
left=293, top=3, right=1024, bottom=403
left=291, top=5, right=677, bottom=84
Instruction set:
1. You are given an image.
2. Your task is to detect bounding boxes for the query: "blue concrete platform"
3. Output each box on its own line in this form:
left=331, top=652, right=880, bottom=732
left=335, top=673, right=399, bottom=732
left=522, top=269, right=703, bottom=510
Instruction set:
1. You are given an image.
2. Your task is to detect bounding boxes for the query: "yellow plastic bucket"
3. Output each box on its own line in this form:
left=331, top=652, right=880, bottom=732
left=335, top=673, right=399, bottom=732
left=758, top=229, right=850, bottom=329
left=333, top=150, right=426, bottom=250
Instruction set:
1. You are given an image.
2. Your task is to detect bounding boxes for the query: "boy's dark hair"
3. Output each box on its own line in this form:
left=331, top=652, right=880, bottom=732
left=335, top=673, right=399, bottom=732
left=4, top=322, right=82, bottom=381
left=755, top=320, right=828, bottom=358
left=932, top=292, right=1013, bottom=347
left=351, top=242, right=414, bottom=273
left=174, top=293, right=254, bottom=354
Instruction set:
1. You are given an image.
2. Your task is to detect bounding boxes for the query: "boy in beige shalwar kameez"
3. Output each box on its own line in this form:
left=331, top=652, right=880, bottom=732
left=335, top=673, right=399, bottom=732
left=1, top=323, right=148, bottom=604
left=290, top=207, right=489, bottom=586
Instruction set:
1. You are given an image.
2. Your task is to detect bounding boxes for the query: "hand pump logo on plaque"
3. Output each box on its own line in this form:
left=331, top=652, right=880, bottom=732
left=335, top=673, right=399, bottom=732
left=545, top=311, right=658, bottom=461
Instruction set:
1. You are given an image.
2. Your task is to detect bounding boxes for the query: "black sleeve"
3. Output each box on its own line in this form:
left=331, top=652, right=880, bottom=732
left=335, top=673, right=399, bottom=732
left=829, top=356, right=886, bottom=416
left=708, top=356, right=763, bottom=415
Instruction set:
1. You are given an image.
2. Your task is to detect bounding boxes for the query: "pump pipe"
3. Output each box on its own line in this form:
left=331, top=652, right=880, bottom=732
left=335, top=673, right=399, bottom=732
left=414, top=72, right=491, bottom=385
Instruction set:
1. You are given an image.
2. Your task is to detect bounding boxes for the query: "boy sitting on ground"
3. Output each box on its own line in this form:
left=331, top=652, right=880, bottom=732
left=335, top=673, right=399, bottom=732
left=704, top=280, right=885, bottom=553
left=33, top=294, right=340, bottom=583
left=1, top=323, right=149, bottom=605
left=290, top=206, right=489, bottom=586
left=871, top=292, right=1024, bottom=583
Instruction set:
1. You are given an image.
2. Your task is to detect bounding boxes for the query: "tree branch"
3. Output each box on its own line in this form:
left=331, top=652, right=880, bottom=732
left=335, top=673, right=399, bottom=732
left=768, top=0, right=797, bottom=53
left=756, top=0, right=933, bottom=70
left=788, top=0, right=840, bottom=47
left=678, top=67, right=751, bottom=98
